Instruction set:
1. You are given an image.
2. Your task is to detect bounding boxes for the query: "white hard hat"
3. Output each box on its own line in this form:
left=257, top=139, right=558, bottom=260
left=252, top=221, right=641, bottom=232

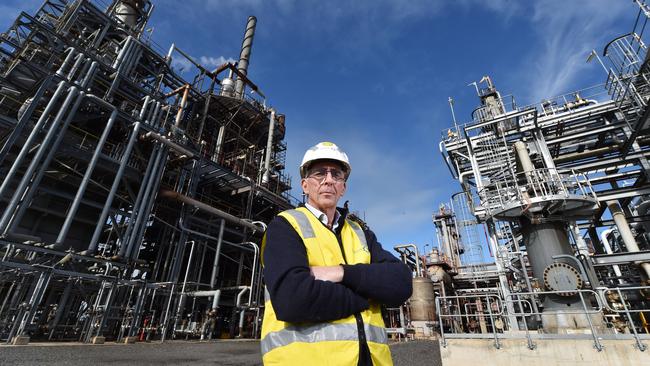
left=300, top=142, right=351, bottom=178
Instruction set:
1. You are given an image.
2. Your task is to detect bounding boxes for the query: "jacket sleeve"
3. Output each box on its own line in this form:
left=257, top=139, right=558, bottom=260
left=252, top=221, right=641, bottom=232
left=341, top=229, right=413, bottom=307
left=262, top=216, right=370, bottom=323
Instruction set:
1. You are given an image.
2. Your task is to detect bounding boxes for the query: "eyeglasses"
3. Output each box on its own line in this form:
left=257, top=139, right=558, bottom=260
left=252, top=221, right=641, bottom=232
left=307, top=167, right=346, bottom=182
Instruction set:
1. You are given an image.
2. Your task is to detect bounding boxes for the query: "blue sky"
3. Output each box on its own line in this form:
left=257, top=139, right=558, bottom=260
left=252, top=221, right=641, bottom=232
left=1, top=0, right=637, bottom=257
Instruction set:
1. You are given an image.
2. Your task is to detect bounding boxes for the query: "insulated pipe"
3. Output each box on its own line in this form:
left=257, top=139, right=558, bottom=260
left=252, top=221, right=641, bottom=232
left=211, top=219, right=226, bottom=289
left=0, top=75, right=54, bottom=166
left=112, top=36, right=133, bottom=69
left=606, top=201, right=650, bottom=279
left=123, top=146, right=167, bottom=259
left=119, top=145, right=160, bottom=257
left=513, top=141, right=534, bottom=176
left=148, top=101, right=161, bottom=127
left=234, top=16, right=257, bottom=98
left=8, top=74, right=99, bottom=233
left=6, top=58, right=98, bottom=232
left=80, top=61, right=98, bottom=88
left=239, top=241, right=259, bottom=306
left=0, top=87, right=81, bottom=233
left=55, top=107, right=119, bottom=246
left=159, top=190, right=261, bottom=232
left=236, top=287, right=250, bottom=308
left=214, top=124, right=226, bottom=159
left=439, top=219, right=456, bottom=267
left=599, top=228, right=624, bottom=283
left=143, top=132, right=194, bottom=158
left=56, top=47, right=77, bottom=77
left=66, top=53, right=85, bottom=81
left=174, top=85, right=189, bottom=127
left=187, top=290, right=221, bottom=310
left=87, top=122, right=142, bottom=254
left=74, top=58, right=93, bottom=86
left=262, top=109, right=276, bottom=184
left=128, top=147, right=168, bottom=260
left=0, top=81, right=68, bottom=199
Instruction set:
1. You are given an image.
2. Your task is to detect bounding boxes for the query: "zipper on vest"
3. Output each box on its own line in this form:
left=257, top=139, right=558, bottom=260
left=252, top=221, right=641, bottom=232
left=335, top=230, right=348, bottom=264
left=337, top=229, right=370, bottom=365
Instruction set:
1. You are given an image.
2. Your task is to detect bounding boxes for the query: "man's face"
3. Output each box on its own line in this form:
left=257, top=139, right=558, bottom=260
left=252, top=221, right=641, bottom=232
left=301, top=161, right=347, bottom=212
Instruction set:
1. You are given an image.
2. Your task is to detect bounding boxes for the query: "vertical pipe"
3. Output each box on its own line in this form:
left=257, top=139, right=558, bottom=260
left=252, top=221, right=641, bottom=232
left=87, top=122, right=142, bottom=254
left=600, top=228, right=625, bottom=282
left=123, top=147, right=167, bottom=259
left=7, top=60, right=98, bottom=232
left=607, top=201, right=650, bottom=278
left=55, top=108, right=119, bottom=246
left=513, top=141, right=534, bottom=174
left=48, top=279, right=73, bottom=340
left=0, top=81, right=68, bottom=199
left=128, top=148, right=168, bottom=260
left=0, top=76, right=53, bottom=166
left=262, top=109, right=276, bottom=184
left=0, top=87, right=81, bottom=233
left=210, top=219, right=226, bottom=289
left=7, top=90, right=88, bottom=234
left=55, top=48, right=77, bottom=77
left=234, top=16, right=257, bottom=98
left=175, top=86, right=190, bottom=127
left=119, top=145, right=160, bottom=258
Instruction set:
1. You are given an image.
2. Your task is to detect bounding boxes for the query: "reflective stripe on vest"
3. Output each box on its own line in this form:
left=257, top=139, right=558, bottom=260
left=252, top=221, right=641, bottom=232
left=282, top=209, right=315, bottom=238
left=347, top=220, right=368, bottom=252
left=264, top=286, right=271, bottom=302
left=285, top=209, right=367, bottom=251
left=261, top=322, right=387, bottom=355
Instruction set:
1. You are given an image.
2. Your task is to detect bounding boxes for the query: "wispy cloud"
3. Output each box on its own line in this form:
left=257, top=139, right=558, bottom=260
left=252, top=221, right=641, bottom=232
left=520, top=0, right=630, bottom=101
left=171, top=55, right=236, bottom=74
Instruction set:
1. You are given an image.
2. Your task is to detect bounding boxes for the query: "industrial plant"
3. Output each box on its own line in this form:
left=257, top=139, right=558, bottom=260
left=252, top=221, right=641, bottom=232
left=0, top=0, right=294, bottom=345
left=387, top=0, right=650, bottom=363
left=2, top=0, right=650, bottom=365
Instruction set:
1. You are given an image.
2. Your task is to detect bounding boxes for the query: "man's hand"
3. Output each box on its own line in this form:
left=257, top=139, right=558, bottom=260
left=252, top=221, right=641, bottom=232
left=310, top=265, right=344, bottom=283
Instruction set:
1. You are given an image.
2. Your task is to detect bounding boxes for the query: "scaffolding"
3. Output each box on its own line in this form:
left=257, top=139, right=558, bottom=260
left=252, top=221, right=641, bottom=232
left=0, top=0, right=296, bottom=344
left=434, top=0, right=650, bottom=351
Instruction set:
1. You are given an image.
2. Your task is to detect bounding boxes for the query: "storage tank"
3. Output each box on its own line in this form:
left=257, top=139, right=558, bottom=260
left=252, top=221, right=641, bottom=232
left=409, top=277, right=436, bottom=338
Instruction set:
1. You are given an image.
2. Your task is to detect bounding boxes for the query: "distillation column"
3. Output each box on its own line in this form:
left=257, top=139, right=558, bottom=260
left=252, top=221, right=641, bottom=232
left=513, top=141, right=601, bottom=333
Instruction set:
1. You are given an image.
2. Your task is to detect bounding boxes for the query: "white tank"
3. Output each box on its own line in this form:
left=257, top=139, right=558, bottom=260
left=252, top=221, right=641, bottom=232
left=115, top=1, right=140, bottom=28
left=220, top=77, right=235, bottom=97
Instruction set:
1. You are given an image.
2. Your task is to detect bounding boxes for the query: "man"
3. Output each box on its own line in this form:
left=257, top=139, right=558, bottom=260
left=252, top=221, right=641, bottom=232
left=260, top=142, right=413, bottom=366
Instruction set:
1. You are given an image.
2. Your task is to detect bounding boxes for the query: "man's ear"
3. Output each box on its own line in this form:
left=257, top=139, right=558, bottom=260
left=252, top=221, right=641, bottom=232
left=301, top=178, right=308, bottom=195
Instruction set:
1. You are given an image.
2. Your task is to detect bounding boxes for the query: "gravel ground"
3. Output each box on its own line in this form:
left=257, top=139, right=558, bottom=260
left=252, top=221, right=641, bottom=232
left=0, top=339, right=441, bottom=366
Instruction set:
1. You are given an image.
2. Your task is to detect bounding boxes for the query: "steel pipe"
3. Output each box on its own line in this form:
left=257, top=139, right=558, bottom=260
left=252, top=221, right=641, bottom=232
left=55, top=107, right=119, bottom=247
left=159, top=190, right=261, bottom=233
left=143, top=132, right=194, bottom=158
left=0, top=87, right=82, bottom=234
left=87, top=122, right=142, bottom=254
left=262, top=109, right=276, bottom=184
left=606, top=201, right=650, bottom=279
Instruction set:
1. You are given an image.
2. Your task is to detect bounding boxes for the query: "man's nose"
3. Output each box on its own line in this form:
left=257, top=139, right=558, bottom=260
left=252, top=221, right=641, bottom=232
left=320, top=171, right=336, bottom=185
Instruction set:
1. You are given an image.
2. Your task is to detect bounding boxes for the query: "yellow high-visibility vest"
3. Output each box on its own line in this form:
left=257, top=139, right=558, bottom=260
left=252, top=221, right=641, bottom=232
left=261, top=207, right=392, bottom=366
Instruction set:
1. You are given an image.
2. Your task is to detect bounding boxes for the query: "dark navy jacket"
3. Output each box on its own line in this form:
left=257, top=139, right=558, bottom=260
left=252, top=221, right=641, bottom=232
left=262, top=206, right=413, bottom=324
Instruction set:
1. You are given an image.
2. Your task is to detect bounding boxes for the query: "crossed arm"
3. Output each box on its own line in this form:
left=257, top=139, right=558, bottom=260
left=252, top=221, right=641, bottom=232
left=262, top=217, right=413, bottom=323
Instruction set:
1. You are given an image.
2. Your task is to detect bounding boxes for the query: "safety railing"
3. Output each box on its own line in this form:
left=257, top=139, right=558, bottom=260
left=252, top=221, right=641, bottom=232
left=477, top=168, right=596, bottom=217
left=436, top=293, right=505, bottom=349
left=436, top=286, right=650, bottom=352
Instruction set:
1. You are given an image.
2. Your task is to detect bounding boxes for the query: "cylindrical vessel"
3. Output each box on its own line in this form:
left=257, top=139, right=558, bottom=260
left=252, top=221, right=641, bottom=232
left=114, top=1, right=142, bottom=28
left=234, top=16, right=257, bottom=98
left=220, top=77, right=235, bottom=97
left=408, top=277, right=436, bottom=321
